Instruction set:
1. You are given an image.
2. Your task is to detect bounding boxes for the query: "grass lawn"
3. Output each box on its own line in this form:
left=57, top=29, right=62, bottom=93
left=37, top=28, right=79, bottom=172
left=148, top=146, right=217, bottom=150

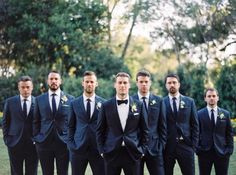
left=0, top=130, right=235, bottom=175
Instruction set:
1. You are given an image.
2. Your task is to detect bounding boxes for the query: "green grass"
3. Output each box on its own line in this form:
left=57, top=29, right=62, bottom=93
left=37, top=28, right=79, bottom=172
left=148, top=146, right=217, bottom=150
left=0, top=130, right=235, bottom=175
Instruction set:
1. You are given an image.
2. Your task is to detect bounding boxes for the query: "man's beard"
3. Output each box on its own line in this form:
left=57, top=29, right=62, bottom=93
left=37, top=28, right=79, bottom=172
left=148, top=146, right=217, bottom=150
left=169, top=87, right=177, bottom=94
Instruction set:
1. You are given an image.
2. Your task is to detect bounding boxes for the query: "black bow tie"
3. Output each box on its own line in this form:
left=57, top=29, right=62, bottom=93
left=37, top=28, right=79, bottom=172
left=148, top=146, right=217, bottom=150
left=117, top=99, right=128, bottom=105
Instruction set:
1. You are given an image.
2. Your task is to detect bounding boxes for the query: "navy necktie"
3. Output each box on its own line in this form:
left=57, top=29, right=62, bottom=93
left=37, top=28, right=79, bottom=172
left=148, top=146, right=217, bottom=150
left=211, top=109, right=215, bottom=129
left=172, top=97, right=178, bottom=117
left=142, top=97, right=148, bottom=112
left=87, top=99, right=91, bottom=118
left=52, top=94, right=57, bottom=116
left=23, top=99, right=27, bottom=117
left=117, top=99, right=128, bottom=105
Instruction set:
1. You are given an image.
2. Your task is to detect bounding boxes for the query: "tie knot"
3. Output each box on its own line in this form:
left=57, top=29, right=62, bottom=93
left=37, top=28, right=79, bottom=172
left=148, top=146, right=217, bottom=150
left=52, top=93, right=56, bottom=97
left=172, top=97, right=177, bottom=101
left=23, top=99, right=27, bottom=102
left=142, top=97, right=146, bottom=100
left=211, top=109, right=214, bottom=112
left=87, top=98, right=91, bottom=102
left=117, top=99, right=128, bottom=105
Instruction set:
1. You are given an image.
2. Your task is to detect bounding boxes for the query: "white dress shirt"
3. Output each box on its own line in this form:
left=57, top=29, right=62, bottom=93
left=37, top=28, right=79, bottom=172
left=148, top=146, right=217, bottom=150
left=83, top=94, right=96, bottom=118
left=20, top=95, right=31, bottom=115
left=207, top=106, right=218, bottom=124
left=169, top=93, right=180, bottom=111
left=138, top=91, right=150, bottom=108
left=48, top=89, right=61, bottom=111
left=116, top=96, right=129, bottom=131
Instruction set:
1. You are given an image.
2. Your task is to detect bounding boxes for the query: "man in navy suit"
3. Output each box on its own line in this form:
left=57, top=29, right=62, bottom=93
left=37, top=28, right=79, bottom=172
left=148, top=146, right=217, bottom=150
left=33, top=71, right=74, bottom=175
left=163, top=73, right=199, bottom=175
left=197, top=87, right=234, bottom=175
left=2, top=76, right=38, bottom=175
left=96, top=72, right=149, bottom=175
left=132, top=70, right=166, bottom=175
left=68, top=71, right=105, bottom=175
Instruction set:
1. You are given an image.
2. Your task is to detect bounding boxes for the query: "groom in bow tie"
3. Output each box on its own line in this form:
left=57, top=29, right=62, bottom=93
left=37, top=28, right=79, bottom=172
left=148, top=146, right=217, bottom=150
left=96, top=72, right=149, bottom=175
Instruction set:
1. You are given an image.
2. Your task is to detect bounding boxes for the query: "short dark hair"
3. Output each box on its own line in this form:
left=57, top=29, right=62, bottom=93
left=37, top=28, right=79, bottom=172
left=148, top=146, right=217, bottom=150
left=115, top=72, right=130, bottom=81
left=48, top=70, right=61, bottom=78
left=18, top=76, right=32, bottom=84
left=204, top=87, right=219, bottom=97
left=136, top=70, right=151, bottom=81
left=83, top=71, right=96, bottom=77
left=164, top=73, right=180, bottom=84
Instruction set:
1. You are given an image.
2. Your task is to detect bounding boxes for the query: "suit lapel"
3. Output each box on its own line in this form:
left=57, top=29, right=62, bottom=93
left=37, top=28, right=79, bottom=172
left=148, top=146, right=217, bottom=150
left=17, top=95, right=25, bottom=120
left=27, top=96, right=35, bottom=119
left=112, top=98, right=124, bottom=132
left=164, top=96, right=175, bottom=120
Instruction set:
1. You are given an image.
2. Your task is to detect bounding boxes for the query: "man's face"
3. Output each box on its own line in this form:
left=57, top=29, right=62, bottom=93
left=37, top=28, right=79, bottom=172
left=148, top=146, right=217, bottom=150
left=47, top=72, right=62, bottom=91
left=82, top=75, right=98, bottom=95
left=165, top=77, right=180, bottom=95
left=205, top=90, right=219, bottom=107
left=136, top=76, right=151, bottom=95
left=114, top=76, right=130, bottom=99
left=18, top=81, right=33, bottom=98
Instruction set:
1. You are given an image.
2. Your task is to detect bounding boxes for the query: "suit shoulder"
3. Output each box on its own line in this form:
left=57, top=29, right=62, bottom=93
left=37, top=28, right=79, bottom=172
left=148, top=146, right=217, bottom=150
left=96, top=95, right=106, bottom=102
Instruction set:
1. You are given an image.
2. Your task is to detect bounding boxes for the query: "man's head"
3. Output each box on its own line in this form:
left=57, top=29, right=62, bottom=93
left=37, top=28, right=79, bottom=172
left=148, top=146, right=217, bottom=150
left=82, top=71, right=98, bottom=97
left=18, top=76, right=33, bottom=98
left=114, top=72, right=131, bottom=99
left=136, top=70, right=151, bottom=96
left=165, top=73, right=180, bottom=96
left=47, top=71, right=62, bottom=92
left=204, top=88, right=219, bottom=108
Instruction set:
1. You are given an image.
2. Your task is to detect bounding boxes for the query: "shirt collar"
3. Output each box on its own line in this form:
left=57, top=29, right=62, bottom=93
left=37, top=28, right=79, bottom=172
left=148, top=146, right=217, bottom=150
left=20, top=95, right=31, bottom=102
left=168, top=92, right=180, bottom=100
left=138, top=91, right=150, bottom=100
left=83, top=93, right=96, bottom=102
left=49, top=89, right=61, bottom=97
left=207, top=106, right=218, bottom=112
left=116, top=95, right=129, bottom=101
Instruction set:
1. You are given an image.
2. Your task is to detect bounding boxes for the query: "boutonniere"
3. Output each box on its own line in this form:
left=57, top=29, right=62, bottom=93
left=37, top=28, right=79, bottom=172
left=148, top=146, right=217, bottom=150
left=131, top=103, right=137, bottom=113
left=61, top=95, right=68, bottom=104
left=150, top=100, right=156, bottom=106
left=180, top=100, right=185, bottom=109
left=96, top=101, right=102, bottom=110
left=218, top=112, right=225, bottom=119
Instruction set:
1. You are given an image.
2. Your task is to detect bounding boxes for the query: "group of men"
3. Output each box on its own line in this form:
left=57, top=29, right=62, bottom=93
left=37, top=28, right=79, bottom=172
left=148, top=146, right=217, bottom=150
left=2, top=70, right=234, bottom=175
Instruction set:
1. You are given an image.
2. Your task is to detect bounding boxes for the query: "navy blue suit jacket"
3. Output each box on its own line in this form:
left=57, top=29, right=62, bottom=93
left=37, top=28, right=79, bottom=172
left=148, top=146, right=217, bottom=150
left=2, top=95, right=35, bottom=147
left=163, top=95, right=199, bottom=154
left=132, top=94, right=167, bottom=156
left=197, top=107, right=234, bottom=156
left=67, top=95, right=105, bottom=154
left=33, top=92, right=74, bottom=144
left=96, top=96, right=149, bottom=161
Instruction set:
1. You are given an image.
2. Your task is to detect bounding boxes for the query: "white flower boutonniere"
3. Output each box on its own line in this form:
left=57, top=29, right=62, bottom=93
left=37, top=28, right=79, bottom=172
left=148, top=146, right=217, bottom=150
left=61, top=95, right=68, bottom=104
left=96, top=102, right=102, bottom=110
left=131, top=103, right=137, bottom=113
left=150, top=100, right=156, bottom=106
left=180, top=101, right=185, bottom=109
left=218, top=112, right=225, bottom=119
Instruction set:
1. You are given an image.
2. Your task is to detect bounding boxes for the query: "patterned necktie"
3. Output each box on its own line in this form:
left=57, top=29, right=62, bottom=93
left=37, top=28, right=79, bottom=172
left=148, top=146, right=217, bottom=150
left=142, top=97, right=148, bottom=112
left=172, top=97, right=178, bottom=117
left=211, top=109, right=215, bottom=129
left=52, top=94, right=57, bottom=116
left=87, top=99, right=91, bottom=118
left=23, top=99, right=27, bottom=117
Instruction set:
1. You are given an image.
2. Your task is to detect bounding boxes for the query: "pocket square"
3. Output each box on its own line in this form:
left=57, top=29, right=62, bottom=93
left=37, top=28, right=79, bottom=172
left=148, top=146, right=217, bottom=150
left=134, top=113, right=139, bottom=116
